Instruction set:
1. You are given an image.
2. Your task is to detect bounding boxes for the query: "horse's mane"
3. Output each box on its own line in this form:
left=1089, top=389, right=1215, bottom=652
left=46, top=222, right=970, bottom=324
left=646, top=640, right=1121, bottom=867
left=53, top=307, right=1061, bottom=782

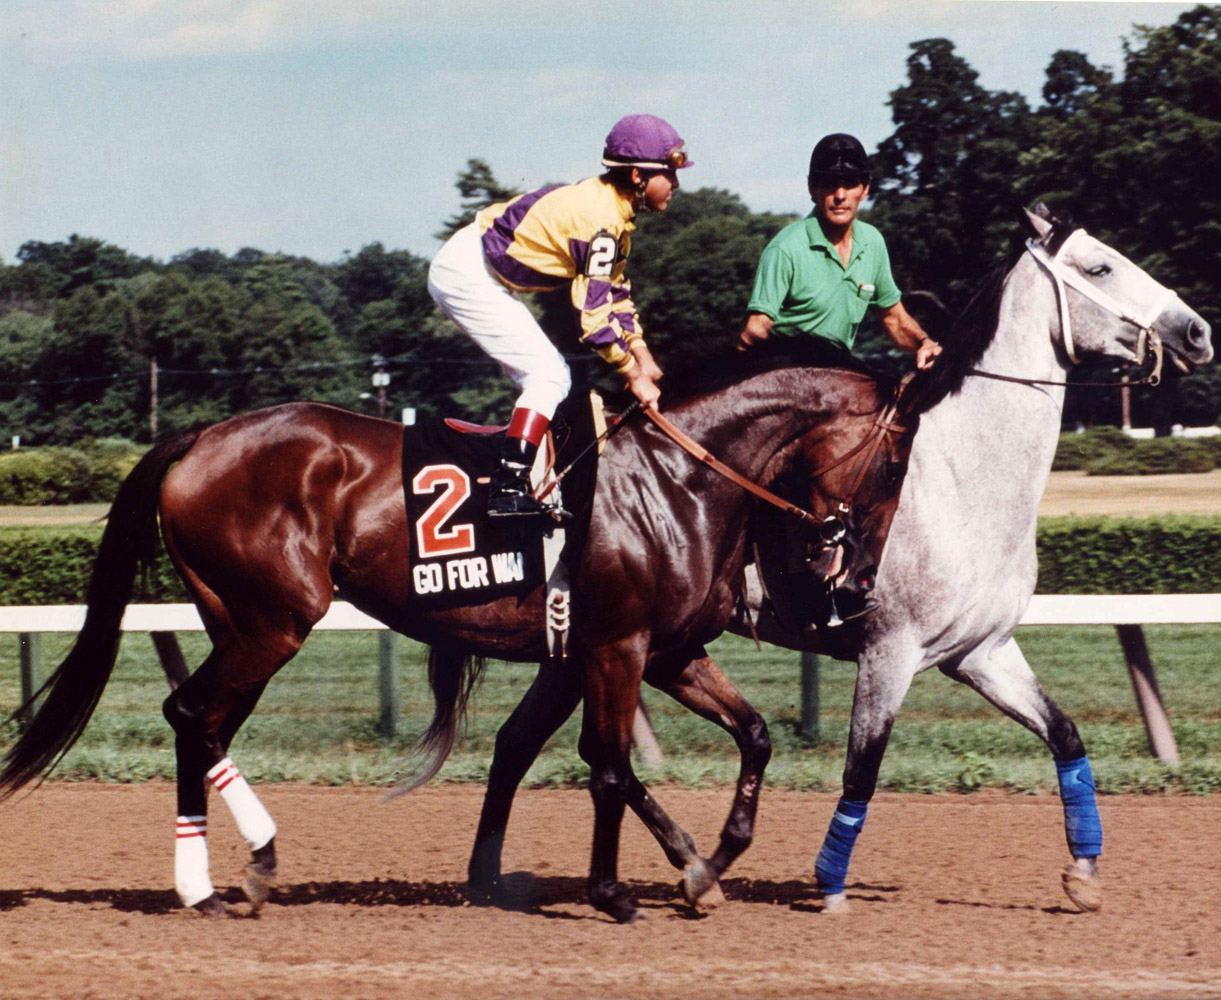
left=902, top=247, right=1024, bottom=416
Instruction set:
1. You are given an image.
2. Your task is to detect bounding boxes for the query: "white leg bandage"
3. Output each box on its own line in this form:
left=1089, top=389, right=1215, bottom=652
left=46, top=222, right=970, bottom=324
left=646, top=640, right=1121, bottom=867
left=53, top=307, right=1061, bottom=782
left=207, top=757, right=277, bottom=851
left=175, top=815, right=214, bottom=907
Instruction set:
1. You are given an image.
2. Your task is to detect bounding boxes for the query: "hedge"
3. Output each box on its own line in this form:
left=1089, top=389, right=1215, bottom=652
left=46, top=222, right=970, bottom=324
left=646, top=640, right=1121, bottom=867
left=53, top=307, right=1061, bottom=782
left=1035, top=516, right=1221, bottom=593
left=0, top=441, right=143, bottom=504
left=1, top=517, right=1218, bottom=606
left=1053, top=429, right=1221, bottom=475
left=0, top=526, right=187, bottom=604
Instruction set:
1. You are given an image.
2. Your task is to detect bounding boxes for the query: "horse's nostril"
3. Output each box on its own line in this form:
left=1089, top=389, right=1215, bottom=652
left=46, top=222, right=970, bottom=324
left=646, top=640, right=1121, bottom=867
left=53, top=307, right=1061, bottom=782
left=1190, top=319, right=1212, bottom=348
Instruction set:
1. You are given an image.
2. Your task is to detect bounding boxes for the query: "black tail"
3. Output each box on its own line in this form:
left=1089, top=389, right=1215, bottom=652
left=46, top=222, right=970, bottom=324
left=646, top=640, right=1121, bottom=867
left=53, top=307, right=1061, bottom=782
left=385, top=644, right=486, bottom=799
left=0, top=432, right=200, bottom=799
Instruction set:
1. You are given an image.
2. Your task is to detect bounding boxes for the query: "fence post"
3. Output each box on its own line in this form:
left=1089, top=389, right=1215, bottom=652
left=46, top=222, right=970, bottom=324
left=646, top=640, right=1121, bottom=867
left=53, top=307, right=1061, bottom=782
left=378, top=631, right=400, bottom=740
left=150, top=631, right=191, bottom=690
left=632, top=699, right=664, bottom=767
left=18, top=633, right=43, bottom=729
left=1115, top=624, right=1179, bottom=764
left=800, top=650, right=820, bottom=744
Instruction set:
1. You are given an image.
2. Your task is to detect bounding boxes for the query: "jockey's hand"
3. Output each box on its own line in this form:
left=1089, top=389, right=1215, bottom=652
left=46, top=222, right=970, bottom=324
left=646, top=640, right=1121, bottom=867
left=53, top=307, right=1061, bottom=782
left=915, top=337, right=942, bottom=370
left=631, top=342, right=664, bottom=382
left=624, top=366, right=661, bottom=410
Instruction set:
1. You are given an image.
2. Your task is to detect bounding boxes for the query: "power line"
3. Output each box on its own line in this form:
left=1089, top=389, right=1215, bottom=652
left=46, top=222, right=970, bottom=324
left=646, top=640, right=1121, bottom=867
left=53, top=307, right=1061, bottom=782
left=0, top=351, right=599, bottom=390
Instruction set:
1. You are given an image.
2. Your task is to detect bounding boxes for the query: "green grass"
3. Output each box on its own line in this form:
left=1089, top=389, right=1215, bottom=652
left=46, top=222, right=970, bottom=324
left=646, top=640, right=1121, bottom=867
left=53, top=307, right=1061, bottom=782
left=3, top=626, right=1218, bottom=794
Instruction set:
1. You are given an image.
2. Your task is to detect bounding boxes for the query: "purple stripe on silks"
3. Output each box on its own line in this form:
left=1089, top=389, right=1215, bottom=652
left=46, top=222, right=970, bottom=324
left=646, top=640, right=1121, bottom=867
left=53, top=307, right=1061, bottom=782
left=610, top=284, right=632, bottom=303
left=486, top=252, right=568, bottom=292
left=569, top=237, right=590, bottom=273
left=583, top=279, right=612, bottom=311
left=611, top=310, right=637, bottom=334
left=480, top=185, right=564, bottom=287
left=584, top=325, right=627, bottom=348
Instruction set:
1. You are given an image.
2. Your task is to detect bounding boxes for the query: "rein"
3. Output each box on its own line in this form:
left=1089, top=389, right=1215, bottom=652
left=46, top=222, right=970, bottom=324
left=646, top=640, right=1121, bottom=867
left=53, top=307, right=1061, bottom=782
left=643, top=408, right=821, bottom=524
left=967, top=233, right=1174, bottom=390
left=643, top=378, right=909, bottom=527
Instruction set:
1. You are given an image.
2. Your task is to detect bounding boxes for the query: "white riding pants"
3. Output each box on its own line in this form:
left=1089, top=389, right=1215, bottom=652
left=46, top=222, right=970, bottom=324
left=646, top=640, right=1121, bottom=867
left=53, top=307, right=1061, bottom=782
left=427, top=222, right=571, bottom=420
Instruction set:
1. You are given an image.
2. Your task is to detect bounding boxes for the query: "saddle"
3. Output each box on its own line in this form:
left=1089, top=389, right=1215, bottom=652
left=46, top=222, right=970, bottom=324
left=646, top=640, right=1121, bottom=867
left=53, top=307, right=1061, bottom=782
left=400, top=393, right=602, bottom=657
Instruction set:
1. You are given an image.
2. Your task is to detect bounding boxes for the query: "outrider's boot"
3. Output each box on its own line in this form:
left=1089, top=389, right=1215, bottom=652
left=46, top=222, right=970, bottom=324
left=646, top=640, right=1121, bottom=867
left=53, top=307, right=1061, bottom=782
left=487, top=408, right=564, bottom=520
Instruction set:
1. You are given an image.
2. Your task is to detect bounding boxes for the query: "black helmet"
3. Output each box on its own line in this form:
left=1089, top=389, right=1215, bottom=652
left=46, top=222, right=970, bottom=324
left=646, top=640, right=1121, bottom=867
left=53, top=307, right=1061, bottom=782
left=808, top=133, right=871, bottom=187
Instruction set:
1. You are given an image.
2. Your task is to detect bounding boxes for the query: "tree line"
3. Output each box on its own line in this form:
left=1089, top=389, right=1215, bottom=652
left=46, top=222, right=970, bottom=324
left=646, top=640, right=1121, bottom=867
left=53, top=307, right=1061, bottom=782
left=1, top=5, right=1218, bottom=446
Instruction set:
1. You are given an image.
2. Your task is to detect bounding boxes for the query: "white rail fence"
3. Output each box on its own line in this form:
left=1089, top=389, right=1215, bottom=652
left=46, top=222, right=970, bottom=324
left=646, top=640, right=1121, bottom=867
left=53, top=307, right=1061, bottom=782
left=5, top=595, right=1218, bottom=763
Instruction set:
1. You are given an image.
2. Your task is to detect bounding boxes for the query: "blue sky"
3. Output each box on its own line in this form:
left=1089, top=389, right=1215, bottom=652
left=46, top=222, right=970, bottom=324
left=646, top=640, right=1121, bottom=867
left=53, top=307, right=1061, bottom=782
left=0, top=1, right=1200, bottom=266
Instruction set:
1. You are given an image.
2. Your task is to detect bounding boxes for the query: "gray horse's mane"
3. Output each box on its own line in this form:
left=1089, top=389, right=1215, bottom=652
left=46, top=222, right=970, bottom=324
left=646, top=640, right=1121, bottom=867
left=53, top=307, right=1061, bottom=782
left=901, top=250, right=1021, bottom=416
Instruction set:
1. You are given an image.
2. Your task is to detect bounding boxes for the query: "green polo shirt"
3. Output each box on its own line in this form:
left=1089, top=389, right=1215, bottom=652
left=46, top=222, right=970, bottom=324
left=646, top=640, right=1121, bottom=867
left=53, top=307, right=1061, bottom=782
left=746, top=213, right=902, bottom=350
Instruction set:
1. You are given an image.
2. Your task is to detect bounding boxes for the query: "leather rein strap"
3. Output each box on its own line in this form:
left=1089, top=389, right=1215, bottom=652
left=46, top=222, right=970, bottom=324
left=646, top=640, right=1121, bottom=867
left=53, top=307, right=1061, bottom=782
left=643, top=377, right=909, bottom=525
left=644, top=407, right=821, bottom=524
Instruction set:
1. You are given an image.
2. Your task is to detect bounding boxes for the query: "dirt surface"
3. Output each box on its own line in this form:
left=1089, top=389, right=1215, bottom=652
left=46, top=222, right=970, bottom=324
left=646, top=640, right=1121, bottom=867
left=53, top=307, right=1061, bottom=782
left=1038, top=470, right=1221, bottom=517
left=1, top=785, right=1218, bottom=999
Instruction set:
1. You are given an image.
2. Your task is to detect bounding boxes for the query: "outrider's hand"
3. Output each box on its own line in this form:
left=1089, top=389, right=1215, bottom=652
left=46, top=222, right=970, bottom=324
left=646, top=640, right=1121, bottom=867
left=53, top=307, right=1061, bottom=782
left=915, top=337, right=943, bottom=370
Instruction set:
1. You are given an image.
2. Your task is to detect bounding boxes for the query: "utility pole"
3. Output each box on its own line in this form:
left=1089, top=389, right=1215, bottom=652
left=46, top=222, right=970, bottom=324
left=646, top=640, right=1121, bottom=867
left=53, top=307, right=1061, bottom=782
left=371, top=355, right=390, bottom=419
left=149, top=358, right=159, bottom=441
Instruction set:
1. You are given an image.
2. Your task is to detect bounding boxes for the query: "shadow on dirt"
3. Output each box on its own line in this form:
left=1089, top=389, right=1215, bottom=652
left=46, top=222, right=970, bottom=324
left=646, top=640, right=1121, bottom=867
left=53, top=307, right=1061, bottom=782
left=0, top=876, right=898, bottom=918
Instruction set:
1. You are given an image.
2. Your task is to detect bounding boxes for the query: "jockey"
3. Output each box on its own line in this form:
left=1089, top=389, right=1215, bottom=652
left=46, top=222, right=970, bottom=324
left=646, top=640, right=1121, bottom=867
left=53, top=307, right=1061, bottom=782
left=428, top=114, right=691, bottom=519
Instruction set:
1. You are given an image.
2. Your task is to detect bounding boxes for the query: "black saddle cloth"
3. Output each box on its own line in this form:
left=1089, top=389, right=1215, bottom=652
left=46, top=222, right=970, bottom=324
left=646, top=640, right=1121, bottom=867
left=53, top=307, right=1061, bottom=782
left=400, top=395, right=600, bottom=611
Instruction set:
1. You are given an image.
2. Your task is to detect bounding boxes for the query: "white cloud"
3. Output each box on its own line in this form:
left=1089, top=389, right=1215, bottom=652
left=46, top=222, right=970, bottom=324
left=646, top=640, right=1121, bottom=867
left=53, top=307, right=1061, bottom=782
left=0, top=0, right=409, bottom=63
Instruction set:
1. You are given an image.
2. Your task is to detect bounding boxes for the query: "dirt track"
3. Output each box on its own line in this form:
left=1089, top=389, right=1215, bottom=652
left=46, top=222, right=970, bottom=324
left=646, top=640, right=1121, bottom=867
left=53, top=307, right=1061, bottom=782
left=1, top=784, right=1218, bottom=1000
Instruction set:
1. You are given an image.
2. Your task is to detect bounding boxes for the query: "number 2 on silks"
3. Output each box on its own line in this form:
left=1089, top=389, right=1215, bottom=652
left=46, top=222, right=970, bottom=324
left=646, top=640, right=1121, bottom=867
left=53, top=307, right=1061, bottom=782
left=412, top=465, right=476, bottom=558
left=585, top=231, right=619, bottom=277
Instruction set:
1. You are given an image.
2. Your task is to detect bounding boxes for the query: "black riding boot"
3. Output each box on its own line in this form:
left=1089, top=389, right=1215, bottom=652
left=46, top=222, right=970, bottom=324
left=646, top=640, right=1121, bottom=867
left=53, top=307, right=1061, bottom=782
left=488, top=434, right=545, bottom=519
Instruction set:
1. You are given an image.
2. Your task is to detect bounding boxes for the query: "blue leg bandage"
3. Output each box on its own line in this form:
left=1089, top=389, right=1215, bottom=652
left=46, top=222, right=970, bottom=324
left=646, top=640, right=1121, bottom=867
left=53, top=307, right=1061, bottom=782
left=1056, top=756, right=1103, bottom=858
left=814, top=798, right=869, bottom=895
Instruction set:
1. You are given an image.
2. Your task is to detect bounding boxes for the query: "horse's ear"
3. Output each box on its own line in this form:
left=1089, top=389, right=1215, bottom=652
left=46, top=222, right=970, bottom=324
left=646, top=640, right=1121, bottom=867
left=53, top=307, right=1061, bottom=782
left=1017, top=200, right=1055, bottom=241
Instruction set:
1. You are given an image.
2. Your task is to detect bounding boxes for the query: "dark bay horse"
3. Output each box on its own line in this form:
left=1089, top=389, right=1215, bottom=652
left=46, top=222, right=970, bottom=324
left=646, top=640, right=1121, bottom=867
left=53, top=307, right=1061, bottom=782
left=0, top=354, right=908, bottom=923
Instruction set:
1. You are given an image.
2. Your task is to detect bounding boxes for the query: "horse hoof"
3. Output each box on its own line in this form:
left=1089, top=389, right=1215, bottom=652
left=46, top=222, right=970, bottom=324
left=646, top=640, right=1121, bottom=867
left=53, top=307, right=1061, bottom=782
left=591, top=884, right=641, bottom=924
left=243, top=866, right=274, bottom=911
left=680, top=860, right=725, bottom=909
left=1061, top=861, right=1102, bottom=912
left=469, top=871, right=533, bottom=910
left=821, top=891, right=849, bottom=914
left=191, top=893, right=233, bottom=918
left=243, top=841, right=277, bottom=911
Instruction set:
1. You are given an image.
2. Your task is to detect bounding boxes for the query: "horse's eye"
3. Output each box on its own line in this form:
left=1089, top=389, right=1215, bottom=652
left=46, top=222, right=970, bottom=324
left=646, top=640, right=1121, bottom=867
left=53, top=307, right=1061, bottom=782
left=1086, top=264, right=1112, bottom=277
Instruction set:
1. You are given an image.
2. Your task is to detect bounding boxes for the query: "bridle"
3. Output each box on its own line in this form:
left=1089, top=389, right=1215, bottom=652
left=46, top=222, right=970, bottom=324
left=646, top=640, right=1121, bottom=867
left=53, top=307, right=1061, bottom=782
left=643, top=373, right=909, bottom=538
left=968, top=230, right=1180, bottom=389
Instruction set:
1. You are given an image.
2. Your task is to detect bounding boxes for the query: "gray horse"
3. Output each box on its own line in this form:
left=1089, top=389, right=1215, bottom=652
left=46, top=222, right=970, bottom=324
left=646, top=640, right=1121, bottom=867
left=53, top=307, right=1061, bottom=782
left=782, top=203, right=1212, bottom=913
left=465, top=202, right=1213, bottom=916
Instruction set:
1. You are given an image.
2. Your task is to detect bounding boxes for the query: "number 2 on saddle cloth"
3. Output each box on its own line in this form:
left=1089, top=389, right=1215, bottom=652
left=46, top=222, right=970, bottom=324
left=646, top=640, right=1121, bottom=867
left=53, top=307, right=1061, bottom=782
left=745, top=378, right=917, bottom=649
left=402, top=396, right=600, bottom=613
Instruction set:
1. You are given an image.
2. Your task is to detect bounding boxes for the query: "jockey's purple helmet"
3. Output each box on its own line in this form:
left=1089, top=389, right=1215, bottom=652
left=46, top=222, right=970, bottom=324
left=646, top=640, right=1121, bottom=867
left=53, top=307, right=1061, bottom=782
left=601, top=114, right=693, bottom=170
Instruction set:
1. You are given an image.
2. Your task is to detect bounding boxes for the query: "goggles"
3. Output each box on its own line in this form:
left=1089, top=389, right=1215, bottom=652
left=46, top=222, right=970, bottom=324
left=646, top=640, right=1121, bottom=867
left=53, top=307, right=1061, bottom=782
left=602, top=144, right=692, bottom=171
left=663, top=145, right=690, bottom=169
